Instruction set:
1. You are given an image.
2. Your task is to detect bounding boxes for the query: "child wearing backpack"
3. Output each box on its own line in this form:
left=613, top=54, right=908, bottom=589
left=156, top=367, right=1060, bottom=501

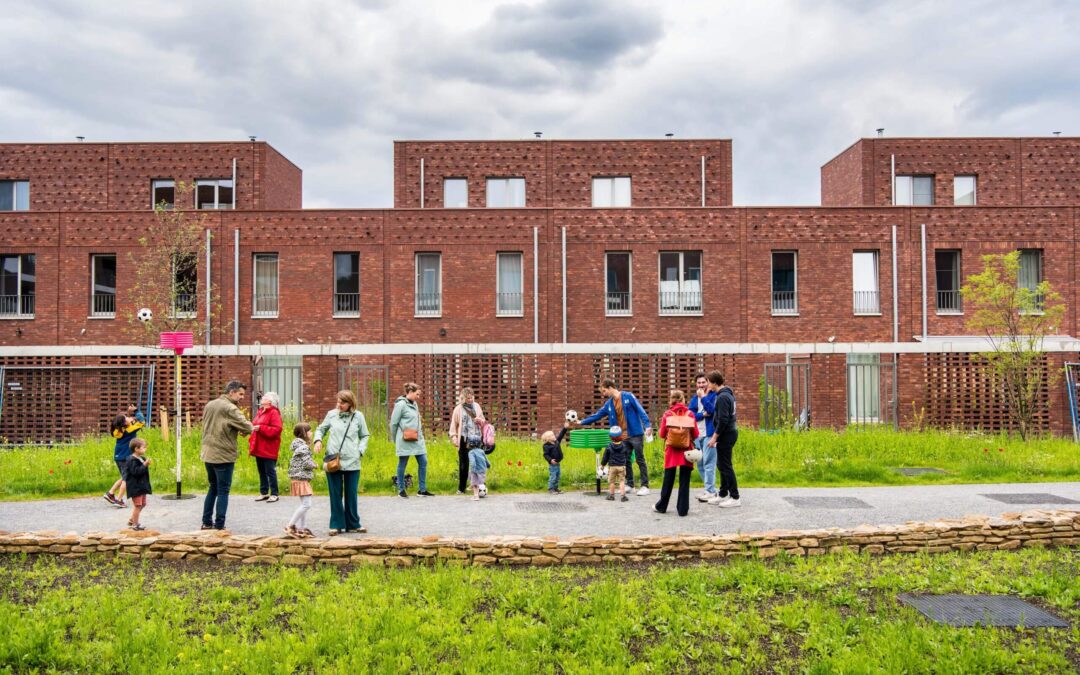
left=653, top=390, right=698, bottom=517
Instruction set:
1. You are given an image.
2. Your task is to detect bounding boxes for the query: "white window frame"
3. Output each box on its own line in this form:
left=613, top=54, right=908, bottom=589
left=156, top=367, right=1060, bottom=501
left=894, top=175, right=935, bottom=206
left=252, top=253, right=279, bottom=318
left=495, top=252, right=524, bottom=317
left=0, top=180, right=30, bottom=211
left=332, top=252, right=361, bottom=318
left=443, top=178, right=468, bottom=208
left=657, top=251, right=703, bottom=316
left=151, top=179, right=175, bottom=210
left=954, top=175, right=977, bottom=205
left=771, top=250, right=798, bottom=316
left=852, top=250, right=881, bottom=315
left=415, top=252, right=442, bottom=318
left=90, top=253, right=117, bottom=319
left=485, top=177, right=526, bottom=208
left=604, top=251, right=633, bottom=317
left=170, top=254, right=197, bottom=319
left=0, top=253, right=35, bottom=318
left=195, top=178, right=234, bottom=210
left=592, top=176, right=632, bottom=207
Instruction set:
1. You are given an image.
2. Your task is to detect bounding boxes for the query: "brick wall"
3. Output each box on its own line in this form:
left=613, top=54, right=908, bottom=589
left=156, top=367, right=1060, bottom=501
left=820, top=140, right=867, bottom=206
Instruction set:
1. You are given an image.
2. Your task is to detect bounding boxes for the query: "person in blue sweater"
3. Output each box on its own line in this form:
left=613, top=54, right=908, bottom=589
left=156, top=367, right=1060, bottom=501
left=104, top=405, right=145, bottom=508
left=688, top=373, right=718, bottom=503
left=579, top=379, right=652, bottom=495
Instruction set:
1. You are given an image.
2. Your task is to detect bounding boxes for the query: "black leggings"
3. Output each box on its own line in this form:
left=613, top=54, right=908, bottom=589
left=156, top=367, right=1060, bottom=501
left=655, top=465, right=692, bottom=516
left=716, top=430, right=739, bottom=499
left=457, top=437, right=469, bottom=493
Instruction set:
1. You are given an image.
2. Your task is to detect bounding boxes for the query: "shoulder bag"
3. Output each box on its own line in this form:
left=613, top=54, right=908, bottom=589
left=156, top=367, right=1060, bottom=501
left=324, top=413, right=354, bottom=473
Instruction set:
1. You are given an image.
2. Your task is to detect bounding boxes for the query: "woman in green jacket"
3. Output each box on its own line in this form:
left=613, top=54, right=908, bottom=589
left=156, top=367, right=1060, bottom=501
left=313, top=389, right=370, bottom=534
left=389, top=382, right=433, bottom=498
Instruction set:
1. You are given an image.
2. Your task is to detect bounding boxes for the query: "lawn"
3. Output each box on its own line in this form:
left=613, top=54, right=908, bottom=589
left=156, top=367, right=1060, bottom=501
left=1, top=426, right=1078, bottom=501
left=0, top=548, right=1077, bottom=673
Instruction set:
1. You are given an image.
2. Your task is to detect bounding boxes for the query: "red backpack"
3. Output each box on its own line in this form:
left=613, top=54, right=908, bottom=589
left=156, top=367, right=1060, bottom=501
left=664, top=414, right=695, bottom=450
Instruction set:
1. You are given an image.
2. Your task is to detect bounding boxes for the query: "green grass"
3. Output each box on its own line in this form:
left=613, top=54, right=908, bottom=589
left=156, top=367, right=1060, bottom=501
left=1, top=427, right=1078, bottom=501
left=1, top=548, right=1078, bottom=673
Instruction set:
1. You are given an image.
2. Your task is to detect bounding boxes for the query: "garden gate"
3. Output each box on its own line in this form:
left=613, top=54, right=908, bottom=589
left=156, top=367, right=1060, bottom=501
left=846, top=356, right=898, bottom=430
left=251, top=356, right=303, bottom=419
left=338, top=365, right=390, bottom=436
left=761, top=362, right=811, bottom=431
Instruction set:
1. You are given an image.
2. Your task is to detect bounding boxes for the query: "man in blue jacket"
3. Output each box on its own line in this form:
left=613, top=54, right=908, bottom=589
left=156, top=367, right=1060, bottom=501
left=579, top=379, right=653, bottom=495
left=688, top=373, right=718, bottom=503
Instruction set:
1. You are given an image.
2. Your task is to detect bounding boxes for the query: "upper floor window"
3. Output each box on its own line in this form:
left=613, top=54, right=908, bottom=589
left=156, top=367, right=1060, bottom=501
left=443, top=178, right=468, bottom=208
left=416, top=253, right=442, bottom=317
left=0, top=180, right=30, bottom=211
left=852, top=250, right=880, bottom=314
left=152, top=179, right=175, bottom=210
left=0, top=254, right=35, bottom=318
left=253, top=253, right=279, bottom=318
left=90, top=254, right=116, bottom=318
left=954, top=175, right=976, bottom=205
left=935, top=250, right=962, bottom=314
left=605, top=252, right=632, bottom=316
left=592, top=177, right=631, bottom=207
left=333, top=252, right=360, bottom=317
left=659, top=251, right=702, bottom=315
left=486, top=178, right=525, bottom=208
left=195, top=179, right=234, bottom=210
left=771, top=251, right=798, bottom=315
left=171, top=254, right=197, bottom=318
left=1018, top=249, right=1043, bottom=311
left=496, top=252, right=524, bottom=317
left=895, top=175, right=934, bottom=205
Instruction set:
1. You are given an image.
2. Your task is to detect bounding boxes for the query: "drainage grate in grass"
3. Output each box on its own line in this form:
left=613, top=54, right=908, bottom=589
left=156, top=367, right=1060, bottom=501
left=979, top=493, right=1080, bottom=505
left=899, top=594, right=1068, bottom=628
left=783, top=496, right=873, bottom=509
left=893, top=467, right=949, bottom=476
left=515, top=501, right=588, bottom=514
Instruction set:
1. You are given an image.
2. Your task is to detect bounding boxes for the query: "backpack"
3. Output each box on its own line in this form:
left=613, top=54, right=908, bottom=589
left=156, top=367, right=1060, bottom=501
left=665, top=414, right=695, bottom=450
left=481, top=420, right=496, bottom=450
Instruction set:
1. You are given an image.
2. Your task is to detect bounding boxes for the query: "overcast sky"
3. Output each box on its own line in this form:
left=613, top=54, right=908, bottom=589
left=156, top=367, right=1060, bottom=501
left=1, top=0, right=1077, bottom=207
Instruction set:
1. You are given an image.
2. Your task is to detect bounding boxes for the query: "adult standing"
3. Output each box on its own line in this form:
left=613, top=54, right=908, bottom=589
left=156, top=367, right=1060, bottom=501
left=313, top=390, right=370, bottom=535
left=579, top=379, right=653, bottom=495
left=688, top=373, right=719, bottom=503
left=199, top=380, right=254, bottom=530
left=448, top=387, right=485, bottom=495
left=390, top=382, right=434, bottom=498
left=249, top=392, right=284, bottom=502
left=706, top=371, right=741, bottom=507
left=653, top=390, right=698, bottom=517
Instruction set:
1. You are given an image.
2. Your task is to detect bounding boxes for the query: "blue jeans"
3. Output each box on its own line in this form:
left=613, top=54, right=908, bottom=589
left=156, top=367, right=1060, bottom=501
left=202, top=462, right=235, bottom=529
left=326, top=469, right=361, bottom=530
left=695, top=435, right=717, bottom=495
left=397, top=453, right=428, bottom=493
left=548, top=462, right=561, bottom=490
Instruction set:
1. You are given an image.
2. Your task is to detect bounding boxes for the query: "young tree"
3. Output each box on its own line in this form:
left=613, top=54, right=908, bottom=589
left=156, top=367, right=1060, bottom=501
left=961, top=250, right=1064, bottom=439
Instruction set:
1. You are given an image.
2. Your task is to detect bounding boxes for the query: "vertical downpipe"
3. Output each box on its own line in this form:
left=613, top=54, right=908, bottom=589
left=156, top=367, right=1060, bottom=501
left=233, top=228, right=240, bottom=351
left=700, top=156, right=706, bottom=206
left=891, top=225, right=898, bottom=344
left=561, top=227, right=567, bottom=343
left=205, top=229, right=212, bottom=348
left=890, top=154, right=896, bottom=205
left=231, top=158, right=237, bottom=209
left=419, top=158, right=425, bottom=208
left=921, top=223, right=927, bottom=340
left=533, top=227, right=539, bottom=343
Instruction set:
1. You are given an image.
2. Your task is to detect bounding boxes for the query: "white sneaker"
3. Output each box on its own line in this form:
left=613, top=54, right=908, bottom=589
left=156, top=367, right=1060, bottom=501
left=636, top=487, right=651, bottom=496
left=718, top=497, right=741, bottom=508
left=695, top=491, right=714, bottom=503
left=707, top=494, right=730, bottom=506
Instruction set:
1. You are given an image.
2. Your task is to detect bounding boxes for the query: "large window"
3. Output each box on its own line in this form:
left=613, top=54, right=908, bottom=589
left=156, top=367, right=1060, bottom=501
left=91, top=254, right=116, bottom=318
left=771, top=251, right=797, bottom=315
left=0, top=254, right=35, bottom=317
left=443, top=178, right=468, bottom=208
left=1019, top=249, right=1043, bottom=310
left=658, top=251, right=702, bottom=315
left=151, top=179, right=175, bottom=210
left=954, top=175, right=976, bottom=205
left=935, top=250, right=962, bottom=314
left=333, top=252, right=360, bottom=317
left=496, top=252, right=523, bottom=316
left=592, top=177, right=631, bottom=207
left=171, top=254, right=197, bottom=318
left=605, top=252, right=632, bottom=316
left=195, top=179, right=234, bottom=210
left=0, top=180, right=30, bottom=211
left=894, top=175, right=934, bottom=205
left=415, top=253, right=441, bottom=316
left=253, top=253, right=279, bottom=318
left=852, top=251, right=880, bottom=314
left=847, top=353, right=881, bottom=424
left=486, top=178, right=525, bottom=208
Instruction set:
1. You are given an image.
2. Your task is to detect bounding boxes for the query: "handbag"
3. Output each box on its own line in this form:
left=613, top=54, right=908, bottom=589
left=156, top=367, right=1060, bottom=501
left=403, top=428, right=419, bottom=442
left=324, top=413, right=354, bottom=473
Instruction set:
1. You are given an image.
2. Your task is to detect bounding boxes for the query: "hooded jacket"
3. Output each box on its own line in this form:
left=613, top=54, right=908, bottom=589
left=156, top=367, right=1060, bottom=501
left=659, top=402, right=699, bottom=469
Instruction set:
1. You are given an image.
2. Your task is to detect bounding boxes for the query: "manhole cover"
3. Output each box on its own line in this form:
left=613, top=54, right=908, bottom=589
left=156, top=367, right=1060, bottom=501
left=980, top=493, right=1080, bottom=505
left=783, top=496, right=873, bottom=509
left=893, top=467, right=948, bottom=476
left=515, top=501, right=588, bottom=513
left=899, top=594, right=1068, bottom=628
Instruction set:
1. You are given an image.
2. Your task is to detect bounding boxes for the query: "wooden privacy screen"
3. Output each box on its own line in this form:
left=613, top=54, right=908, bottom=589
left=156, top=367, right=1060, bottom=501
left=923, top=352, right=1051, bottom=433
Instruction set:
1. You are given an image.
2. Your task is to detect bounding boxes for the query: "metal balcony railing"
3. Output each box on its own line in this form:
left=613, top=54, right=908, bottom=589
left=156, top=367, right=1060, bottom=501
left=771, top=290, right=797, bottom=315
left=173, top=293, right=196, bottom=317
left=334, top=292, right=360, bottom=317
left=91, top=293, right=116, bottom=317
left=253, top=293, right=279, bottom=317
left=659, top=290, right=702, bottom=315
left=496, top=292, right=523, bottom=316
left=415, top=292, right=442, bottom=316
left=606, top=291, right=631, bottom=315
left=936, top=289, right=962, bottom=313
left=853, top=290, right=880, bottom=314
left=0, top=294, right=34, bottom=317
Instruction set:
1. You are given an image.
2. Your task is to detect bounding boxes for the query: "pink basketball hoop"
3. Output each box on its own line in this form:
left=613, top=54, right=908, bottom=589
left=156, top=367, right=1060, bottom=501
left=159, top=331, right=194, bottom=355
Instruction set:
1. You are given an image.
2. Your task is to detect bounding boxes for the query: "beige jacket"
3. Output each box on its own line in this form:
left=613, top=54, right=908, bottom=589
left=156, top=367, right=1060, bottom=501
left=200, top=395, right=254, bottom=464
left=448, top=401, right=485, bottom=447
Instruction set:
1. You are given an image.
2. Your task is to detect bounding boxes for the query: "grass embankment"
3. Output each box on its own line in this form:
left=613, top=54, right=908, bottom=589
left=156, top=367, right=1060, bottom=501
left=1, top=427, right=1078, bottom=501
left=1, top=549, right=1078, bottom=672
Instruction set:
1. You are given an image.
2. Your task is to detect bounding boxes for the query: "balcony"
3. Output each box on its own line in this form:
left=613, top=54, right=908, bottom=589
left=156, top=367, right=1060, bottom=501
left=936, top=289, right=962, bottom=314
left=606, top=291, right=631, bottom=316
left=0, top=294, right=34, bottom=318
left=253, top=293, right=279, bottom=318
left=659, top=290, right=702, bottom=315
left=172, top=293, right=196, bottom=318
left=496, top=292, right=523, bottom=317
left=91, top=293, right=116, bottom=318
left=853, top=290, right=880, bottom=315
left=771, top=290, right=798, bottom=315
left=334, top=292, right=360, bottom=317
left=415, top=292, right=442, bottom=317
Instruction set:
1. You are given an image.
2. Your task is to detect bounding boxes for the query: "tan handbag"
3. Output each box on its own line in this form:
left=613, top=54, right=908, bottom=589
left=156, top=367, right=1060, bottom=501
left=324, top=413, right=354, bottom=473
left=403, top=428, right=419, bottom=442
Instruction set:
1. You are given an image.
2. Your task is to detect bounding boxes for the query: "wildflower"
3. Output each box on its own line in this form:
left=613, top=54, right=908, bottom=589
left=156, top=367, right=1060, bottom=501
left=507, top=460, right=512, bottom=466
left=983, top=448, right=989, bottom=454
left=49, top=469, right=54, bottom=474
left=63, top=459, right=72, bottom=465
left=998, top=447, right=1005, bottom=452
left=517, top=460, right=522, bottom=467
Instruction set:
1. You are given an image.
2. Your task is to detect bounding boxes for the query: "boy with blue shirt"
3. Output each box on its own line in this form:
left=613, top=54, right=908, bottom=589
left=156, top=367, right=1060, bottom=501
left=579, top=379, right=653, bottom=495
left=688, top=373, right=719, bottom=502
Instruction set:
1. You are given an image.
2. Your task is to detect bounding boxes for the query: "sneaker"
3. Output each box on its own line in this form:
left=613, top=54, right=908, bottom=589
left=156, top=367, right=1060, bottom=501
left=472, top=495, right=480, bottom=501
left=398, top=490, right=408, bottom=499
left=718, top=497, right=742, bottom=509
left=417, top=490, right=435, bottom=497
left=636, top=487, right=651, bottom=496
left=130, top=524, right=146, bottom=532
left=103, top=492, right=119, bottom=506
left=620, top=495, right=629, bottom=502
left=267, top=496, right=279, bottom=503
left=548, top=489, right=563, bottom=495
left=653, top=505, right=664, bottom=513
left=605, top=494, right=615, bottom=501
left=255, top=495, right=270, bottom=502
left=200, top=524, right=214, bottom=530
left=707, top=494, right=730, bottom=506
left=456, top=490, right=466, bottom=495
left=695, top=491, right=714, bottom=503
left=115, top=499, right=127, bottom=509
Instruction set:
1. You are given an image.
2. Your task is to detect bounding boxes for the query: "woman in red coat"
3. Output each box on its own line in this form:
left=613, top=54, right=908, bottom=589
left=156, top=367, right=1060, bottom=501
left=653, top=390, right=699, bottom=517
left=249, top=391, right=284, bottom=502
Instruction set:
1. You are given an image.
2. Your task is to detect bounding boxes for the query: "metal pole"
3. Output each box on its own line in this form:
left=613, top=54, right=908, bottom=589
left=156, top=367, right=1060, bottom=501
left=921, top=223, right=927, bottom=339
left=533, top=226, right=539, bottom=343
left=206, top=228, right=211, bottom=348
left=231, top=158, right=237, bottom=209
left=175, top=353, right=182, bottom=497
left=420, top=158, right=425, bottom=208
left=700, top=156, right=706, bottom=207
left=890, top=154, right=896, bottom=205
left=891, top=225, right=898, bottom=343
left=233, top=228, right=240, bottom=350
left=561, top=227, right=567, bottom=343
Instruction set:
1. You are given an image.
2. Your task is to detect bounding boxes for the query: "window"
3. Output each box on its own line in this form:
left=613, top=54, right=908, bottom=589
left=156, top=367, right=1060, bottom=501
left=847, top=353, right=881, bottom=424
left=852, top=251, right=880, bottom=314
left=443, top=178, right=468, bottom=208
left=253, top=253, right=279, bottom=318
left=496, top=252, right=524, bottom=316
left=486, top=178, right=525, bottom=207
left=1018, top=249, right=1043, bottom=310
left=195, top=179, right=234, bottom=210
left=605, top=252, right=632, bottom=316
left=151, top=179, right=175, bottom=210
left=90, top=254, right=116, bottom=318
left=954, top=175, right=976, bottom=205
left=0, top=180, right=29, bottom=211
left=935, top=250, right=962, bottom=314
left=894, top=175, right=934, bottom=205
left=333, top=253, right=360, bottom=317
left=658, top=251, right=702, bottom=315
left=415, top=253, right=441, bottom=316
left=0, top=254, right=35, bottom=317
left=171, top=254, right=197, bottom=318
left=592, top=177, right=631, bottom=207
left=771, top=251, right=797, bottom=315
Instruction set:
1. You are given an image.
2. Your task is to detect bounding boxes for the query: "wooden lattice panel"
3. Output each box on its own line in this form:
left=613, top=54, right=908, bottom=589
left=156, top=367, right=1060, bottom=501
left=923, top=353, right=1050, bottom=433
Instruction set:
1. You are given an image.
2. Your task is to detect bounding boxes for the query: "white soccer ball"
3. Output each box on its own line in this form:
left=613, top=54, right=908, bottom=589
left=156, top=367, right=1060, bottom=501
left=565, top=409, right=579, bottom=424
left=596, top=465, right=608, bottom=480
left=136, top=307, right=153, bottom=323
left=478, top=484, right=488, bottom=498
left=685, top=449, right=704, bottom=463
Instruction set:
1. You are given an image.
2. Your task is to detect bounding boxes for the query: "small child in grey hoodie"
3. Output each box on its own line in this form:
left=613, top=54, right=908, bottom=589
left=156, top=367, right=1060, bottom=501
left=285, top=422, right=318, bottom=538
left=468, top=446, right=491, bottom=501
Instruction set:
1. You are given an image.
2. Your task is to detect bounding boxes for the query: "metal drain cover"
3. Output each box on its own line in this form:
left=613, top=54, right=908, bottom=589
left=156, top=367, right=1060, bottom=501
left=899, top=594, right=1068, bottom=628
left=783, top=496, right=873, bottom=509
left=515, top=501, right=588, bottom=513
left=980, top=493, right=1080, bottom=505
left=893, top=467, right=948, bottom=476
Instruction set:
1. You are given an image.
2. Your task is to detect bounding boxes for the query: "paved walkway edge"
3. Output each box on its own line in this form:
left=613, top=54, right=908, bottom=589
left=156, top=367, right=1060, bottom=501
left=2, top=509, right=1078, bottom=568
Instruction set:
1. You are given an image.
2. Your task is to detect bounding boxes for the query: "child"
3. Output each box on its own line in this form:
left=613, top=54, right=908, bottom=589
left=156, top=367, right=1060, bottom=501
left=654, top=390, right=699, bottom=517
left=600, top=425, right=631, bottom=502
left=468, top=444, right=491, bottom=501
left=286, top=422, right=318, bottom=538
left=541, top=422, right=570, bottom=494
left=105, top=405, right=145, bottom=508
left=123, top=438, right=152, bottom=531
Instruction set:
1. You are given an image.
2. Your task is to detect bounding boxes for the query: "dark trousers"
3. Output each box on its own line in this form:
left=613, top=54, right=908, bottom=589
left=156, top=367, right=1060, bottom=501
left=716, top=429, right=740, bottom=499
left=326, top=469, right=361, bottom=530
left=623, top=435, right=649, bottom=487
left=654, top=465, right=692, bottom=516
left=202, top=462, right=235, bottom=529
left=457, top=437, right=469, bottom=493
left=255, top=457, right=278, bottom=496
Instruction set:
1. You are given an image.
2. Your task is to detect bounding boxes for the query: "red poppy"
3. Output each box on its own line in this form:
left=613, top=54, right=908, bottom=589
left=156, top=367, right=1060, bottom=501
left=517, top=460, right=522, bottom=467
left=998, top=448, right=1005, bottom=452
left=507, top=460, right=512, bottom=466
left=63, top=459, right=72, bottom=465
left=49, top=469, right=54, bottom=474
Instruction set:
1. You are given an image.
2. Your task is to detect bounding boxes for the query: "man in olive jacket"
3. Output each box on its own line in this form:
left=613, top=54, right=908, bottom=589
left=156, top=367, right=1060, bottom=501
left=200, top=380, right=254, bottom=530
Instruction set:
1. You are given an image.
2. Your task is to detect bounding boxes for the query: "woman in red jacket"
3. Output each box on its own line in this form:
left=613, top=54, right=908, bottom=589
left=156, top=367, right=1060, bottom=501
left=249, top=392, right=284, bottom=502
left=653, top=390, right=698, bottom=517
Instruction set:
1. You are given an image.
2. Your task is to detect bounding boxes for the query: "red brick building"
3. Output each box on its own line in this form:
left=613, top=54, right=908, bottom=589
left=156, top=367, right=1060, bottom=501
left=2, top=136, right=1079, bottom=442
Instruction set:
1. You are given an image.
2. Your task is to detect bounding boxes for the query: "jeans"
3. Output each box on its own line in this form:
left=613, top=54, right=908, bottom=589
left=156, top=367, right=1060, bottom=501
left=255, top=457, right=279, bottom=496
left=397, top=453, right=428, bottom=493
left=202, top=462, right=235, bottom=529
left=623, top=435, right=649, bottom=488
left=326, top=469, right=361, bottom=530
left=457, top=438, right=469, bottom=493
left=288, top=495, right=312, bottom=530
left=655, top=465, right=692, bottom=516
left=695, top=435, right=717, bottom=495
left=548, top=463, right=561, bottom=490
left=716, top=429, right=740, bottom=500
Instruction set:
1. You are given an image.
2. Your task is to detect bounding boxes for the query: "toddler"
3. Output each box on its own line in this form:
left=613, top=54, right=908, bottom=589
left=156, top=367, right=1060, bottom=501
left=600, top=425, right=631, bottom=502
left=286, top=422, right=318, bottom=538
left=541, top=422, right=569, bottom=494
left=105, top=405, right=145, bottom=508
left=468, top=445, right=490, bottom=501
left=123, top=438, right=152, bottom=531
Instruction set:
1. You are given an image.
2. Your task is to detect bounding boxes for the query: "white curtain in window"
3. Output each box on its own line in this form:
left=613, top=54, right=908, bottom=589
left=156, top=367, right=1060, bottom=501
left=1018, top=250, right=1041, bottom=291
left=254, top=254, right=278, bottom=314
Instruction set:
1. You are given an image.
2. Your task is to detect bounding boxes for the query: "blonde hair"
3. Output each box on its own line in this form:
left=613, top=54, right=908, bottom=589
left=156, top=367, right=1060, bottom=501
left=459, top=387, right=474, bottom=404
left=541, top=430, right=556, bottom=443
left=669, top=390, right=685, bottom=404
left=336, top=390, right=357, bottom=411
